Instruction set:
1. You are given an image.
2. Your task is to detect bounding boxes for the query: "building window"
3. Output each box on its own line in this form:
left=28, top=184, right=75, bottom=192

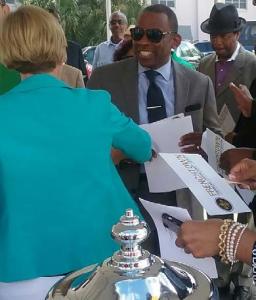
left=225, top=0, right=247, bottom=9
left=151, top=0, right=175, bottom=8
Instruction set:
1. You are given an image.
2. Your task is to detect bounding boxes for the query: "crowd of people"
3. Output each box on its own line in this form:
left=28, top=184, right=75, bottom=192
left=1, top=1, right=256, bottom=300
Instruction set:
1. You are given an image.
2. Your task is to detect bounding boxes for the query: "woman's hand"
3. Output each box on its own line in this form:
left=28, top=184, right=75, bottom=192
left=176, top=219, right=223, bottom=258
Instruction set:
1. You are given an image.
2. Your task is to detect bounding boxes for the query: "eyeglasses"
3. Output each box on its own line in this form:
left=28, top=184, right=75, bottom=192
left=130, top=27, right=176, bottom=43
left=110, top=19, right=125, bottom=26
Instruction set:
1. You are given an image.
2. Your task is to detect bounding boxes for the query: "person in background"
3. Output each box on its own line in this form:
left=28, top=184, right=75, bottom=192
left=0, top=6, right=152, bottom=300
left=92, top=11, right=127, bottom=69
left=66, top=40, right=85, bottom=76
left=198, top=3, right=256, bottom=144
left=223, top=81, right=256, bottom=148
left=60, top=63, right=84, bottom=88
left=47, top=7, right=86, bottom=77
left=0, top=0, right=20, bottom=94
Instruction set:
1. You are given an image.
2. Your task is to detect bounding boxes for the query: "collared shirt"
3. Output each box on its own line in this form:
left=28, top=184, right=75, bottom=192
left=92, top=39, right=122, bottom=69
left=138, top=59, right=175, bottom=124
left=215, top=42, right=240, bottom=94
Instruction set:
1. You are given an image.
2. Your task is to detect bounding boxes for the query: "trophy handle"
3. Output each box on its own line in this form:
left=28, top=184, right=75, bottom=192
left=45, top=264, right=98, bottom=300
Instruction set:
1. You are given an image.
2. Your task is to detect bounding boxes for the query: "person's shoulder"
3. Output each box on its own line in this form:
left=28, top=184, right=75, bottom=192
left=239, top=47, right=256, bottom=60
left=200, top=53, right=215, bottom=66
left=71, top=84, right=110, bottom=100
left=93, top=57, right=136, bottom=75
left=62, top=64, right=81, bottom=75
left=96, top=40, right=109, bottom=48
left=174, top=60, right=211, bottom=83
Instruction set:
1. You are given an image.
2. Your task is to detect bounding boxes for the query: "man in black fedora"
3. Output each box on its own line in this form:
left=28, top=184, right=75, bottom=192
left=198, top=3, right=256, bottom=299
left=199, top=3, right=256, bottom=139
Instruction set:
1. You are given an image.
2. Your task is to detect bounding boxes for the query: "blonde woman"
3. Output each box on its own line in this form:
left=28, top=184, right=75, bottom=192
left=0, top=6, right=152, bottom=300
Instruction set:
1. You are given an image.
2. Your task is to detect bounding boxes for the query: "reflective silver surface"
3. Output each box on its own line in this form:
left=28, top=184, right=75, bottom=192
left=46, top=209, right=215, bottom=299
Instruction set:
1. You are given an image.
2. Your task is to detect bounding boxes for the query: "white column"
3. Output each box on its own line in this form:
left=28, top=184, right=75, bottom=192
left=106, top=0, right=112, bottom=40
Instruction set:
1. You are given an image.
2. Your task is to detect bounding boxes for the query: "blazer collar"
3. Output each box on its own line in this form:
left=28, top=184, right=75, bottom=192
left=216, top=46, right=246, bottom=97
left=8, top=73, right=71, bottom=94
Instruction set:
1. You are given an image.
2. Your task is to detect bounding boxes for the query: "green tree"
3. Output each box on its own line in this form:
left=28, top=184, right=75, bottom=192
left=21, top=0, right=146, bottom=47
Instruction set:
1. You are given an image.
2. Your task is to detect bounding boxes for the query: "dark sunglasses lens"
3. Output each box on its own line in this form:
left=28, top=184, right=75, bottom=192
left=131, top=27, right=144, bottom=41
left=147, top=29, right=163, bottom=43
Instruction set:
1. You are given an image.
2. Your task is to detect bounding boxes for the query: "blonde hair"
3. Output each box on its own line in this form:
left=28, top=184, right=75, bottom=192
left=0, top=5, right=67, bottom=73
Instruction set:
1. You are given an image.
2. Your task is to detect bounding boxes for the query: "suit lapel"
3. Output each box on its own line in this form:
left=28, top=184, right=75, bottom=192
left=216, top=48, right=245, bottom=97
left=173, top=61, right=190, bottom=114
left=205, top=55, right=216, bottom=87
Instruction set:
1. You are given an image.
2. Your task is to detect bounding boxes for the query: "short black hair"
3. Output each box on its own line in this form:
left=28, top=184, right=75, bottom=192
left=141, top=4, right=178, bottom=33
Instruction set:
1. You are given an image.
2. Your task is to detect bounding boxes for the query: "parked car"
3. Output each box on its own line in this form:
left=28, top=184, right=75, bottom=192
left=82, top=46, right=96, bottom=80
left=193, top=41, right=214, bottom=56
left=239, top=21, right=256, bottom=52
left=175, top=40, right=203, bottom=68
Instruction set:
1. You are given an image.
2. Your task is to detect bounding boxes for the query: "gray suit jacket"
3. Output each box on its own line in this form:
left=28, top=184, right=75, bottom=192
left=87, top=57, right=222, bottom=190
left=198, top=46, right=256, bottom=123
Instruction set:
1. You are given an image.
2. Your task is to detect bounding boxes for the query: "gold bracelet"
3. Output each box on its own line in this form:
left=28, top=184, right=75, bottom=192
left=218, top=219, right=233, bottom=264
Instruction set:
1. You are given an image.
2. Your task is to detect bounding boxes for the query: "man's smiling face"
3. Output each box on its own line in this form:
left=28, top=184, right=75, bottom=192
left=133, top=12, right=177, bottom=69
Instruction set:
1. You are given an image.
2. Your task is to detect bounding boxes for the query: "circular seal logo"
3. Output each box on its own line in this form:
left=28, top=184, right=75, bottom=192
left=215, top=197, right=233, bottom=211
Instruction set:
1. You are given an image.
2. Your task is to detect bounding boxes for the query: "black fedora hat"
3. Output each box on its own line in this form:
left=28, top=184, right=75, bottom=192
left=201, top=3, right=246, bottom=34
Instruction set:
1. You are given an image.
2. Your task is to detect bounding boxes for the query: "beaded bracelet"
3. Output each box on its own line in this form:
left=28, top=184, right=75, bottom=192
left=252, top=241, right=256, bottom=283
left=228, top=223, right=245, bottom=264
left=233, top=224, right=248, bottom=264
left=218, top=219, right=233, bottom=264
left=226, top=222, right=240, bottom=263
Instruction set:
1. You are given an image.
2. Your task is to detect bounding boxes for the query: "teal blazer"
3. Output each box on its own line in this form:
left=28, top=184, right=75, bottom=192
left=0, top=74, right=152, bottom=282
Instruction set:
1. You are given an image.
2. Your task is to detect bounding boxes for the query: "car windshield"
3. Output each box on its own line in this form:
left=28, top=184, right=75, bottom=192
left=194, top=42, right=213, bottom=53
left=239, top=21, right=256, bottom=51
left=83, top=47, right=96, bottom=65
left=178, top=41, right=201, bottom=58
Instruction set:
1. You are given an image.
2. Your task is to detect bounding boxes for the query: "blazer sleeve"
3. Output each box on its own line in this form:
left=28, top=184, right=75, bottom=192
left=109, top=102, right=152, bottom=163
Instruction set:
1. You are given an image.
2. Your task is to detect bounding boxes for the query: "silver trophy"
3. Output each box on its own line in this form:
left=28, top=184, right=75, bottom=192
left=46, top=209, right=215, bottom=299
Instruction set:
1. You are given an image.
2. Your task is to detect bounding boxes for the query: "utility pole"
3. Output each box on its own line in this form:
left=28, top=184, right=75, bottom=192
left=106, top=0, right=111, bottom=40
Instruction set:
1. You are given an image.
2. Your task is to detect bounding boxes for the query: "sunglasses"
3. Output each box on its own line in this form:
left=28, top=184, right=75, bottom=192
left=110, top=19, right=125, bottom=26
left=130, top=27, right=176, bottom=43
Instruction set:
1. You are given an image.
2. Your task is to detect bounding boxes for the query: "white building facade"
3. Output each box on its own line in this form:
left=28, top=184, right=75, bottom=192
left=146, top=0, right=256, bottom=41
left=6, top=0, right=21, bottom=10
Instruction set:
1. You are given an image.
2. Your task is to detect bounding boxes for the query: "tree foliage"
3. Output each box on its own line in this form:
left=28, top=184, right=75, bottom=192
left=20, top=0, right=146, bottom=47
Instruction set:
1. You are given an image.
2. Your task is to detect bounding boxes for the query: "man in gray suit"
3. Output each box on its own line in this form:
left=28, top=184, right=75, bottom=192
left=87, top=4, right=221, bottom=251
left=199, top=3, right=256, bottom=143
left=199, top=4, right=256, bottom=299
